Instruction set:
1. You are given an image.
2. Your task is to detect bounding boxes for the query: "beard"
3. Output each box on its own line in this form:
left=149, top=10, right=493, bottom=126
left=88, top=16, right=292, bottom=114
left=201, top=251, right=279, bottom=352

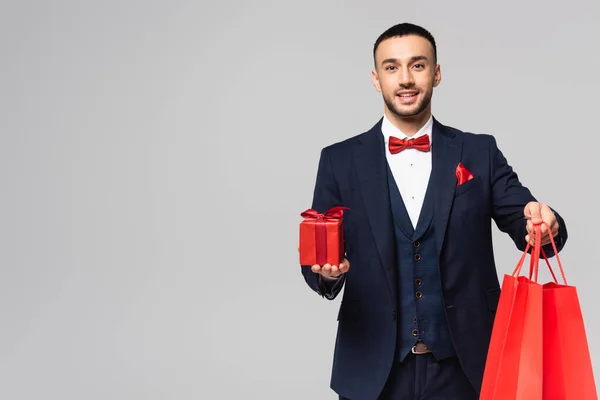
left=383, top=87, right=433, bottom=118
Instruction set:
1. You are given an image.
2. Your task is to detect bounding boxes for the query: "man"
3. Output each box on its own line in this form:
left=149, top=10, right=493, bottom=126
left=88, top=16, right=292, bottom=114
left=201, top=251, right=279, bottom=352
left=299, top=23, right=568, bottom=400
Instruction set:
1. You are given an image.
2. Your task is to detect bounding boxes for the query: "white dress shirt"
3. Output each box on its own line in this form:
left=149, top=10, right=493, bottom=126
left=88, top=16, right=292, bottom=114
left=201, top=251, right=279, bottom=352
left=381, top=114, right=433, bottom=229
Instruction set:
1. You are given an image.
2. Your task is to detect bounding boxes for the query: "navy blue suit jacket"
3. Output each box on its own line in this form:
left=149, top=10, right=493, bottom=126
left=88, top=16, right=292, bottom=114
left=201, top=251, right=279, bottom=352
left=301, top=117, right=567, bottom=400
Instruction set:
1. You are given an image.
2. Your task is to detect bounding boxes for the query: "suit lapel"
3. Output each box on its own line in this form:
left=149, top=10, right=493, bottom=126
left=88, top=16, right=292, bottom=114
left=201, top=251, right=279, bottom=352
left=352, top=120, right=397, bottom=303
left=386, top=162, right=415, bottom=240
left=430, top=118, right=463, bottom=257
left=412, top=178, right=434, bottom=240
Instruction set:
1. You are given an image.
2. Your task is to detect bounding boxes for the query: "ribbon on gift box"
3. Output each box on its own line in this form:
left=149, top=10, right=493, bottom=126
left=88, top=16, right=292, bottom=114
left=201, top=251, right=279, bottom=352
left=300, top=206, right=349, bottom=265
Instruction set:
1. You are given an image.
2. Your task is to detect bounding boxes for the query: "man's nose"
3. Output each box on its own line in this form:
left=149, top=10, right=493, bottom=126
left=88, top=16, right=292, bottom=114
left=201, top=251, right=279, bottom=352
left=398, top=69, right=414, bottom=86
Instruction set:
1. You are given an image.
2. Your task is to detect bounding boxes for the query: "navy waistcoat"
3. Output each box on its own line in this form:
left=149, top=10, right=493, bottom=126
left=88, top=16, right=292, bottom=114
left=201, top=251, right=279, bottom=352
left=386, top=163, right=456, bottom=362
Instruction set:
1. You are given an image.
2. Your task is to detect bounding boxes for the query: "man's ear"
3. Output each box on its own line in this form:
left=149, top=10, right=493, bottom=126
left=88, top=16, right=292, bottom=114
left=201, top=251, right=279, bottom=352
left=433, top=64, right=441, bottom=87
left=372, top=69, right=381, bottom=92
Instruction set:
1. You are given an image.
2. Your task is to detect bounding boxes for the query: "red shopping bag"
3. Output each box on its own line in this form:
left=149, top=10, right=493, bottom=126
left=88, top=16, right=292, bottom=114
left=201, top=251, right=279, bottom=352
left=536, top=223, right=598, bottom=399
left=479, top=231, right=544, bottom=400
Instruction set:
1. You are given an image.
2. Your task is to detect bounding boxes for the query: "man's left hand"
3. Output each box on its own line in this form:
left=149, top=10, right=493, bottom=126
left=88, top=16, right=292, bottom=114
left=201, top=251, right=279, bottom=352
left=524, top=201, right=559, bottom=246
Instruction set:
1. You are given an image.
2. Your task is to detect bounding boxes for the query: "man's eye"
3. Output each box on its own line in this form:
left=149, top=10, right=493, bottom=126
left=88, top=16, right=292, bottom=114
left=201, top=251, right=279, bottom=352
left=413, top=64, right=424, bottom=69
left=386, top=66, right=397, bottom=70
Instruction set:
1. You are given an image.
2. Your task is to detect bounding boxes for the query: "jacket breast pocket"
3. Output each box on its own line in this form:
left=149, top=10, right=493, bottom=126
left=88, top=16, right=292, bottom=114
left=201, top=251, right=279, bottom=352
left=454, top=175, right=482, bottom=199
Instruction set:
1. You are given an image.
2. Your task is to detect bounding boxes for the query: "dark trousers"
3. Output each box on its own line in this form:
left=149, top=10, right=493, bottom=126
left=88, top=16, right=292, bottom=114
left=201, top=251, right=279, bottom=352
left=340, top=353, right=477, bottom=400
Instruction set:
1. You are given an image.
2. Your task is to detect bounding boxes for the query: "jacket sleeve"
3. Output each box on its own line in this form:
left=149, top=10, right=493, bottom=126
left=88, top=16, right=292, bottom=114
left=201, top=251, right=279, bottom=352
left=300, top=147, right=346, bottom=300
left=489, top=136, right=568, bottom=257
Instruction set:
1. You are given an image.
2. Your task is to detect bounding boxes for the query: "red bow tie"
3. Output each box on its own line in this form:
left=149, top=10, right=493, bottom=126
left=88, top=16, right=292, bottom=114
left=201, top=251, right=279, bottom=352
left=388, top=134, right=431, bottom=154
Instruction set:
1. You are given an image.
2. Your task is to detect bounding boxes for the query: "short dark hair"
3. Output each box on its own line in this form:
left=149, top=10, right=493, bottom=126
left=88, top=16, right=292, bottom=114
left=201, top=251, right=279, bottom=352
left=373, top=22, right=437, bottom=65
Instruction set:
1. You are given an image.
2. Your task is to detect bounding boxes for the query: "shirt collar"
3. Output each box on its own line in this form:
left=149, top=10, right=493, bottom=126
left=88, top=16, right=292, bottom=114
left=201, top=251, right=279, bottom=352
left=381, top=114, right=434, bottom=145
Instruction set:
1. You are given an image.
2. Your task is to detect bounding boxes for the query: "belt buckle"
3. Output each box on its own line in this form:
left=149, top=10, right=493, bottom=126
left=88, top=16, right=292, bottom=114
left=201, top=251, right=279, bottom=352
left=411, top=343, right=429, bottom=355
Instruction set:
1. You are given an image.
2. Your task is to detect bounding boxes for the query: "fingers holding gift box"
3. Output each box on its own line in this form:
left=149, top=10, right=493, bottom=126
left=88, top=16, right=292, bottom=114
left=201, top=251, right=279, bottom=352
left=311, top=258, right=350, bottom=279
left=297, top=243, right=350, bottom=280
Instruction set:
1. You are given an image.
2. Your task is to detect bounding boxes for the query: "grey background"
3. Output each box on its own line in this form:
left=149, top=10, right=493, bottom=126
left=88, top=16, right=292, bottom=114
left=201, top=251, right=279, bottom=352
left=1, top=0, right=598, bottom=398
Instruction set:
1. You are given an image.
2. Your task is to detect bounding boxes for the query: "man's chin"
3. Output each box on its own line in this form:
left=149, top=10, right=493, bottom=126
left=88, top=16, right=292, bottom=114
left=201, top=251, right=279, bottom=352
left=384, top=96, right=429, bottom=119
left=391, top=106, right=423, bottom=118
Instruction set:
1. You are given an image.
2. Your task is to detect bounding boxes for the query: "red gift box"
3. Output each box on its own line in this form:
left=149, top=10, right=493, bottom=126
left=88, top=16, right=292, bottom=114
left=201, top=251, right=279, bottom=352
left=299, top=206, right=348, bottom=266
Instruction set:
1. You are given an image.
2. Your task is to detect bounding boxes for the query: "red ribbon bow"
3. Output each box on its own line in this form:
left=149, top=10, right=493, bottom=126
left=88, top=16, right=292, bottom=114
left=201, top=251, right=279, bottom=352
left=388, top=134, right=431, bottom=154
left=300, top=206, right=349, bottom=221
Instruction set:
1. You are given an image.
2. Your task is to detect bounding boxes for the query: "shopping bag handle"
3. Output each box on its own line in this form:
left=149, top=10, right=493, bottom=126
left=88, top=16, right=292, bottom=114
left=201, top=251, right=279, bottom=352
left=528, top=224, right=556, bottom=284
left=538, top=222, right=566, bottom=285
left=512, top=224, right=541, bottom=279
left=537, top=222, right=567, bottom=285
left=511, top=222, right=567, bottom=285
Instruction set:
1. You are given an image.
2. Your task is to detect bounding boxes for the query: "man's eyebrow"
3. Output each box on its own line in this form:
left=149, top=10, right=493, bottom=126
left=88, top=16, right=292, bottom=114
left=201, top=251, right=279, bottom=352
left=381, top=56, right=429, bottom=65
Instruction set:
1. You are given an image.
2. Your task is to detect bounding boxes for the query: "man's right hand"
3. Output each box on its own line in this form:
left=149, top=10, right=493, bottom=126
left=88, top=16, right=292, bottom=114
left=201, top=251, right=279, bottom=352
left=298, top=244, right=350, bottom=279
left=311, top=258, right=350, bottom=279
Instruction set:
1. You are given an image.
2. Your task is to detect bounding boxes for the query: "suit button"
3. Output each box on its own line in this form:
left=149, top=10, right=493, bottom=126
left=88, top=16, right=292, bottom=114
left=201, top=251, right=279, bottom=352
left=412, top=329, right=418, bottom=337
left=392, top=310, right=397, bottom=320
left=414, top=254, right=421, bottom=261
left=413, top=241, right=420, bottom=248
left=415, top=278, right=422, bottom=286
left=416, top=291, right=423, bottom=298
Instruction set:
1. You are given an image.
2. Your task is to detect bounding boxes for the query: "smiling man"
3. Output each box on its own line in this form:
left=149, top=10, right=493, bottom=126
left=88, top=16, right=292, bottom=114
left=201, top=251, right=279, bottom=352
left=300, top=23, right=568, bottom=400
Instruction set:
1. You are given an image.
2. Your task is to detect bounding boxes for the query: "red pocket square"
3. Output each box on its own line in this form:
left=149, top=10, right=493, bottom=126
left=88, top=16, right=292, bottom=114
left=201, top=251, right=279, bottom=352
left=456, top=162, right=474, bottom=186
